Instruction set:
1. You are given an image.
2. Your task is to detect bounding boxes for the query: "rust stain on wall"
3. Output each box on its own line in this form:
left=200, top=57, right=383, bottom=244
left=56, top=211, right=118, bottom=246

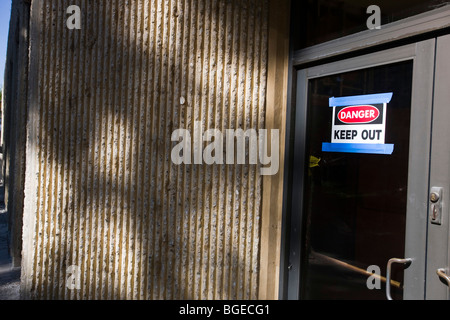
left=22, top=0, right=269, bottom=300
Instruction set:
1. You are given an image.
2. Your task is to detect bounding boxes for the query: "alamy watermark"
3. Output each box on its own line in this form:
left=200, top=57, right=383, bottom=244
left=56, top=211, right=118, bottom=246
left=171, top=121, right=280, bottom=176
left=367, top=5, right=381, bottom=30
left=366, top=265, right=382, bottom=290
left=66, top=5, right=81, bottom=30
left=67, top=4, right=381, bottom=31
left=63, top=2, right=381, bottom=172
left=66, top=265, right=81, bottom=290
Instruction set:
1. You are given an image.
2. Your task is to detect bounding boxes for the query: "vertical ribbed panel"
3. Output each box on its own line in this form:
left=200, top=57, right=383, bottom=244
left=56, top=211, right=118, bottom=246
left=24, top=0, right=268, bottom=300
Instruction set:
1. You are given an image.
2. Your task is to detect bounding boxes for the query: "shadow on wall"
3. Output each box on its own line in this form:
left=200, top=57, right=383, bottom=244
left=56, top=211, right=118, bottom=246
left=2, top=0, right=31, bottom=270
left=22, top=0, right=269, bottom=300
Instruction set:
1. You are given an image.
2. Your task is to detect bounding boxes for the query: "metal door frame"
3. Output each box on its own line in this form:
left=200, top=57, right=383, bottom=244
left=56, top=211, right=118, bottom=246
left=283, top=40, right=436, bottom=300
left=426, top=34, right=450, bottom=300
left=291, top=5, right=450, bottom=66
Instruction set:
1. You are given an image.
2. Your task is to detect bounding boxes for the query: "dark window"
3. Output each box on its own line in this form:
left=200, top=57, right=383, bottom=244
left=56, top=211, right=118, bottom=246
left=291, top=0, right=450, bottom=50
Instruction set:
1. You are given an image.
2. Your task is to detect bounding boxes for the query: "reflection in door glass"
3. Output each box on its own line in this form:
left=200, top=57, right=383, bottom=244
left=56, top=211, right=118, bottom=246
left=301, top=61, right=413, bottom=299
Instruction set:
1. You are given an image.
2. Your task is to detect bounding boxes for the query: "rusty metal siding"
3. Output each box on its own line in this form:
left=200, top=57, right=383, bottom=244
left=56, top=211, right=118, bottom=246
left=22, top=0, right=269, bottom=300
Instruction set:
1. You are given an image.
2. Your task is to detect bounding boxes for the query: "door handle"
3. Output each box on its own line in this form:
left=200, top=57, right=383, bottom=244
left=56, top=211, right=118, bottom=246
left=386, top=258, right=412, bottom=300
left=437, top=268, right=450, bottom=287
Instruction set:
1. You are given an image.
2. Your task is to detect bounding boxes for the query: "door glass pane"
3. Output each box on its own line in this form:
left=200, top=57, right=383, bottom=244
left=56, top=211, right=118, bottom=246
left=300, top=61, right=413, bottom=300
left=292, top=0, right=449, bottom=50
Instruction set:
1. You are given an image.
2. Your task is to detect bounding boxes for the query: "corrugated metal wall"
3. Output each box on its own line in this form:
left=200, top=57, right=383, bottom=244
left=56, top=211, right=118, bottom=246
left=22, top=0, right=269, bottom=300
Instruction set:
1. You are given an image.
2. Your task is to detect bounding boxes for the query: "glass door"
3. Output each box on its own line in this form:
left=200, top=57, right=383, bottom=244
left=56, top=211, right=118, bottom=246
left=426, top=34, right=450, bottom=300
left=287, top=39, right=437, bottom=300
left=302, top=61, right=412, bottom=300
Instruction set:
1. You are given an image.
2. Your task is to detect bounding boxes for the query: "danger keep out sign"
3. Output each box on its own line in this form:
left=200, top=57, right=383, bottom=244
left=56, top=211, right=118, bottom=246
left=322, top=93, right=394, bottom=155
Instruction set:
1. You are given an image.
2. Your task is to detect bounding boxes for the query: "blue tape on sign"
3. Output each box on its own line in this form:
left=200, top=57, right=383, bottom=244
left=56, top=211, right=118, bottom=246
left=322, top=143, right=394, bottom=155
left=329, top=93, right=393, bottom=107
